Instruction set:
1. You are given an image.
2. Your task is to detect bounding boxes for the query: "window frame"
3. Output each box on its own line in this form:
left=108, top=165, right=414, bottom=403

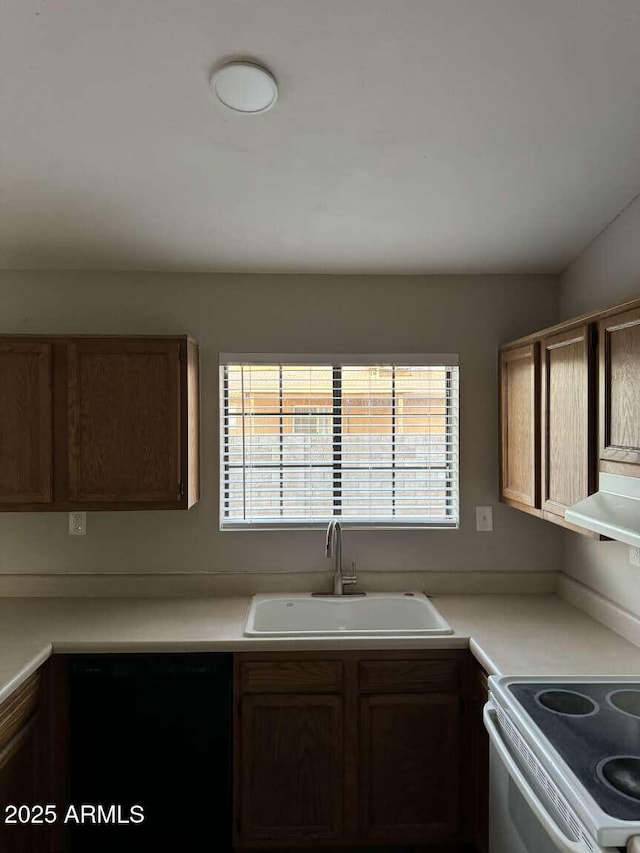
left=219, top=354, right=459, bottom=531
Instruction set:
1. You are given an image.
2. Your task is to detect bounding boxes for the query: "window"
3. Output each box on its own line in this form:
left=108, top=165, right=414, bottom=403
left=292, top=406, right=332, bottom=435
left=219, top=354, right=459, bottom=529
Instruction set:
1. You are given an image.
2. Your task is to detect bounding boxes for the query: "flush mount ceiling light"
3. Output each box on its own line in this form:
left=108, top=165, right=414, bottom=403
left=211, top=62, right=278, bottom=114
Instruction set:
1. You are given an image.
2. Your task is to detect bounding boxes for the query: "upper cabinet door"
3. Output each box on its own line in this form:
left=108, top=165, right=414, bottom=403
left=0, top=342, right=52, bottom=503
left=541, top=325, right=595, bottom=518
left=499, top=343, right=540, bottom=510
left=599, top=307, right=640, bottom=476
left=67, top=340, right=182, bottom=503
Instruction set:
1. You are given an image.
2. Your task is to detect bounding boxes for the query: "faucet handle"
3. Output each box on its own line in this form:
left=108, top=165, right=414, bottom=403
left=343, top=560, right=358, bottom=583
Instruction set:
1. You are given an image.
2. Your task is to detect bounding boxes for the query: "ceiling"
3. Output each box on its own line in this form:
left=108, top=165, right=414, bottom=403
left=2, top=0, right=640, bottom=274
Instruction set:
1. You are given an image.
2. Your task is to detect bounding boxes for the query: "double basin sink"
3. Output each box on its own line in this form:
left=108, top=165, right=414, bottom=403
left=244, top=592, right=452, bottom=638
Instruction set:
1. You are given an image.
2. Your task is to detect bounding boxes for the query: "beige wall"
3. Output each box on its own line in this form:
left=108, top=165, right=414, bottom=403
left=561, top=193, right=640, bottom=317
left=0, top=271, right=562, bottom=578
left=560, top=194, right=640, bottom=615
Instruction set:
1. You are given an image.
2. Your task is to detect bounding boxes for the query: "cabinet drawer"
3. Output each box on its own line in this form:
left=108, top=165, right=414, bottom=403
left=0, top=672, right=40, bottom=753
left=240, top=661, right=343, bottom=693
left=359, top=660, right=459, bottom=693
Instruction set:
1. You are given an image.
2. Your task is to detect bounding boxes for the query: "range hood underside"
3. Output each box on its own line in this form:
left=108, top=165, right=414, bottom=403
left=566, top=473, right=640, bottom=548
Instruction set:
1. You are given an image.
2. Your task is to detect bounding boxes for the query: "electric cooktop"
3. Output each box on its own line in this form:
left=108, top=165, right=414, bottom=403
left=509, top=682, right=640, bottom=822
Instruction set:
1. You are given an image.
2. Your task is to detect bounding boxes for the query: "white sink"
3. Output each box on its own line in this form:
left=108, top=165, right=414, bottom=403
left=243, top=592, right=453, bottom=637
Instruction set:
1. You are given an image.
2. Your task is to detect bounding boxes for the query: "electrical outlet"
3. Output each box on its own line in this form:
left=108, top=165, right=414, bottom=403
left=629, top=546, right=640, bottom=568
left=69, top=512, right=87, bottom=536
left=476, top=506, right=493, bottom=532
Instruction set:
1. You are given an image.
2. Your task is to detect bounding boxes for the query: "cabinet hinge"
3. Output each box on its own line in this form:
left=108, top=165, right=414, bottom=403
left=179, top=344, right=185, bottom=363
left=179, top=482, right=185, bottom=498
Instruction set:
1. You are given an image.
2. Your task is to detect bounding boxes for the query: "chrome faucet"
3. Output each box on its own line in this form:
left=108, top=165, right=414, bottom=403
left=325, top=520, right=360, bottom=596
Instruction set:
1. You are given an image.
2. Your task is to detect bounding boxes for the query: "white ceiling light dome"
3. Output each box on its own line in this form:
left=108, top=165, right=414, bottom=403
left=211, top=62, right=278, bottom=114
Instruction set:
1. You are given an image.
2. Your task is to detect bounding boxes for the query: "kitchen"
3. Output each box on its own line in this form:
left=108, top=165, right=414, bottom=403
left=2, top=1, right=640, bottom=852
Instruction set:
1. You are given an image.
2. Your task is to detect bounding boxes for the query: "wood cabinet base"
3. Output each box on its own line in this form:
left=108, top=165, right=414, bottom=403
left=234, top=651, right=472, bottom=850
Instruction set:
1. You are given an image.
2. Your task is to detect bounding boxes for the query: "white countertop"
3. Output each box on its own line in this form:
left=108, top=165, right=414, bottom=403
left=1, top=593, right=639, bottom=704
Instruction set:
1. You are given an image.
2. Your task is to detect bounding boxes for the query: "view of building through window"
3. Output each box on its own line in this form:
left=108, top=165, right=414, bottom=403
left=220, top=361, right=459, bottom=527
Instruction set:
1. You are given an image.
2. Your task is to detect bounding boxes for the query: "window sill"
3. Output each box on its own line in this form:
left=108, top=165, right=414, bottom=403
left=220, top=521, right=459, bottom=532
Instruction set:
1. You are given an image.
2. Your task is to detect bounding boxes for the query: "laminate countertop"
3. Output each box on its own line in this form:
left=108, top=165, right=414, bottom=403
left=1, top=593, right=639, bottom=704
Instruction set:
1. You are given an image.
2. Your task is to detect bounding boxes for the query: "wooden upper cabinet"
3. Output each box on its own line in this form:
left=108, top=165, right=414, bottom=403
left=500, top=294, right=640, bottom=532
left=499, top=343, right=540, bottom=511
left=0, top=342, right=52, bottom=504
left=541, top=325, right=596, bottom=519
left=599, top=306, right=640, bottom=476
left=68, top=340, right=182, bottom=503
left=0, top=335, right=199, bottom=511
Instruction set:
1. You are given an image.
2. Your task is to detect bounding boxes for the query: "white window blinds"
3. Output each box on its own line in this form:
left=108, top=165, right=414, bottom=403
left=219, top=355, right=459, bottom=529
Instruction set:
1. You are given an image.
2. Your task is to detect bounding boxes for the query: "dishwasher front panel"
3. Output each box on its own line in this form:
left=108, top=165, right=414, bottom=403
left=68, top=653, right=232, bottom=853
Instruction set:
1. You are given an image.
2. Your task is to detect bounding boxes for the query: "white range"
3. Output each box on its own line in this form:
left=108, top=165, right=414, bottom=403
left=486, top=676, right=640, bottom=853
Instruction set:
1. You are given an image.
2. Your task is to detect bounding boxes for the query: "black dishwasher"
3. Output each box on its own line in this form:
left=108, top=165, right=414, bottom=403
left=68, top=653, right=232, bottom=853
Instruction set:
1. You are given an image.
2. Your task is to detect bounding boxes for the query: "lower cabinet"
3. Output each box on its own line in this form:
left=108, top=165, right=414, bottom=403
left=234, top=651, right=469, bottom=849
left=238, top=694, right=344, bottom=842
left=0, top=726, right=39, bottom=853
left=0, top=651, right=487, bottom=852
left=359, top=693, right=460, bottom=842
left=0, top=661, right=65, bottom=853
left=0, top=672, right=42, bottom=853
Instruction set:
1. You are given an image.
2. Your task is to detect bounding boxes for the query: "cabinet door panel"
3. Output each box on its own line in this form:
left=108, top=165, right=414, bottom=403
left=359, top=693, right=460, bottom=842
left=541, top=325, right=595, bottom=516
left=0, top=342, right=52, bottom=503
left=0, top=671, right=42, bottom=853
left=499, top=343, right=540, bottom=509
left=0, top=723, right=39, bottom=853
left=239, top=694, right=343, bottom=842
left=600, top=307, right=640, bottom=474
left=68, top=340, right=182, bottom=502
left=0, top=672, right=40, bottom=751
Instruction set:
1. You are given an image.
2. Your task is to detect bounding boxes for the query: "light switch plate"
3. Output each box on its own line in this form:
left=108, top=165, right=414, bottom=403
left=476, top=506, right=493, bottom=532
left=69, top=512, right=87, bottom=536
left=630, top=546, right=640, bottom=568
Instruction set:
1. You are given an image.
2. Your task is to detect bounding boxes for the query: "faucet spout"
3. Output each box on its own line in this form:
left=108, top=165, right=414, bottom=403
left=325, top=520, right=344, bottom=595
left=325, top=519, right=335, bottom=558
left=317, top=520, right=362, bottom=598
